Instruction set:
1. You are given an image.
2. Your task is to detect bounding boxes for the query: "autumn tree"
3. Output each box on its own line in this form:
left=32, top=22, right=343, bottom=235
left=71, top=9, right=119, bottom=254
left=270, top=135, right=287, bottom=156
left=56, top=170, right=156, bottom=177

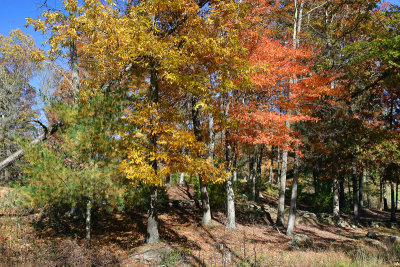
left=0, top=29, right=46, bottom=183
left=28, top=0, right=245, bottom=244
left=232, top=0, right=332, bottom=230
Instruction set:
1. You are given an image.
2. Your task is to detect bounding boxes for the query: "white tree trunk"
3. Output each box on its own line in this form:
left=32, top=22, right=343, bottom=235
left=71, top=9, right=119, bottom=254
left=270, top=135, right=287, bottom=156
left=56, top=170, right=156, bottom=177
left=224, top=95, right=235, bottom=230
left=226, top=173, right=236, bottom=229
left=179, top=172, right=185, bottom=186
left=70, top=40, right=79, bottom=100
left=287, top=153, right=299, bottom=236
left=276, top=147, right=288, bottom=227
left=333, top=178, right=340, bottom=225
left=359, top=167, right=366, bottom=209
left=85, top=199, right=92, bottom=249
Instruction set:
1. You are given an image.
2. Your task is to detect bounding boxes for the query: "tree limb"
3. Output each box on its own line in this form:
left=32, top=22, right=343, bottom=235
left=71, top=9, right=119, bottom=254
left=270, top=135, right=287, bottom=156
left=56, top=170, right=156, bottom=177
left=0, top=122, right=62, bottom=171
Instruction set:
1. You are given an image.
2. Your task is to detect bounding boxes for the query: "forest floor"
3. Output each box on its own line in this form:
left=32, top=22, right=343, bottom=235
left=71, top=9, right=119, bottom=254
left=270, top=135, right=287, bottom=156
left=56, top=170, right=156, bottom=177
left=1, top=185, right=400, bottom=266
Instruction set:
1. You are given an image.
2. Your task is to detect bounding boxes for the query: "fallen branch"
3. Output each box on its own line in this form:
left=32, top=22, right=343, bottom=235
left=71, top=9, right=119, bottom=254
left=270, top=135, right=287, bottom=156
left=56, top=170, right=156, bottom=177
left=0, top=122, right=62, bottom=171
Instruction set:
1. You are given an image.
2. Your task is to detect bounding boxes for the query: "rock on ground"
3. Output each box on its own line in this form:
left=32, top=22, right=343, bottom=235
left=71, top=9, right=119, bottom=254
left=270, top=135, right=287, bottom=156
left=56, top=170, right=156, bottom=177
left=129, top=245, right=172, bottom=262
left=289, top=234, right=314, bottom=248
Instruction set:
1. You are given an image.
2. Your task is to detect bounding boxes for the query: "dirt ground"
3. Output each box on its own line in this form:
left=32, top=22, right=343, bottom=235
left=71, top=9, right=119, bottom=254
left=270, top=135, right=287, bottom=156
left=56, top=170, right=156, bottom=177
left=1, top=185, right=399, bottom=266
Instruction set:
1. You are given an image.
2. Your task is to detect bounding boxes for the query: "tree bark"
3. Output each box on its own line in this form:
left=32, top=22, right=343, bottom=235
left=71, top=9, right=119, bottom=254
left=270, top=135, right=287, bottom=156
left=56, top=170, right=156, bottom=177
left=333, top=178, right=340, bottom=225
left=359, top=167, right=366, bottom=210
left=281, top=0, right=303, bottom=226
left=179, top=172, right=185, bottom=186
left=269, top=149, right=274, bottom=184
left=367, top=193, right=372, bottom=209
left=287, top=152, right=299, bottom=236
left=70, top=40, right=79, bottom=101
left=85, top=199, right=92, bottom=249
left=396, top=182, right=398, bottom=211
left=226, top=172, right=236, bottom=230
left=147, top=187, right=159, bottom=245
left=199, top=176, right=212, bottom=226
left=191, top=98, right=213, bottom=226
left=226, top=140, right=236, bottom=229
left=224, top=95, right=236, bottom=230
left=276, top=142, right=288, bottom=226
left=348, top=175, right=352, bottom=203
left=313, top=167, right=320, bottom=195
left=255, top=145, right=263, bottom=201
left=249, top=153, right=256, bottom=201
left=339, top=178, right=345, bottom=213
left=209, top=113, right=215, bottom=159
left=146, top=59, right=160, bottom=245
left=391, top=180, right=397, bottom=222
left=384, top=182, right=389, bottom=211
left=379, top=178, right=383, bottom=210
left=277, top=146, right=281, bottom=177
left=4, top=164, right=9, bottom=185
left=352, top=164, right=359, bottom=219
left=233, top=140, right=238, bottom=182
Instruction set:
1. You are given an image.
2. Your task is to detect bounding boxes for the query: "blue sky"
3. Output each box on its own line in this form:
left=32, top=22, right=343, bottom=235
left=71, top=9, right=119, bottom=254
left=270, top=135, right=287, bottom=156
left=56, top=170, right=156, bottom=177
left=1, top=0, right=399, bottom=74
left=1, top=0, right=399, bottom=48
left=1, top=0, right=399, bottom=124
left=0, top=0, right=51, bottom=49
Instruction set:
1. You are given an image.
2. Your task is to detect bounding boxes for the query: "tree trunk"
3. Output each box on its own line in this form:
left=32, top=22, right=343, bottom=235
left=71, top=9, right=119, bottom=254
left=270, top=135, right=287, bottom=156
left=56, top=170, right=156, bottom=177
left=199, top=177, right=212, bottom=226
left=333, top=178, right=340, bottom=225
left=367, top=193, right=372, bottom=209
left=384, top=182, right=389, bottom=211
left=313, top=167, right=319, bottom=195
left=85, top=199, right=92, bottom=249
left=269, top=149, right=274, bottom=184
left=359, top=167, right=366, bottom=210
left=146, top=59, right=160, bottom=245
left=225, top=138, right=236, bottom=230
left=287, top=153, right=299, bottom=236
left=255, top=146, right=263, bottom=201
left=396, top=182, right=398, bottom=211
left=4, top=166, right=9, bottom=185
left=379, top=178, right=383, bottom=210
left=179, top=172, right=185, bottom=186
left=284, top=0, right=304, bottom=230
left=191, top=98, right=213, bottom=227
left=249, top=154, right=256, bottom=201
left=70, top=40, right=79, bottom=100
left=391, top=181, right=396, bottom=222
left=224, top=94, right=235, bottom=230
left=352, top=164, right=359, bottom=219
left=233, top=147, right=238, bottom=183
left=339, top=178, right=345, bottom=213
left=277, top=146, right=281, bottom=177
left=147, top=187, right=159, bottom=245
left=347, top=175, right=352, bottom=203
left=209, top=113, right=215, bottom=160
left=276, top=143, right=288, bottom=226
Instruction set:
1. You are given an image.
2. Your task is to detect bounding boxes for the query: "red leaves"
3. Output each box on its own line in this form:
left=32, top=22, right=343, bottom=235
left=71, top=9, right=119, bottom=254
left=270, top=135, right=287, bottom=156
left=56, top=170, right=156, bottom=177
left=231, top=0, right=335, bottom=149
